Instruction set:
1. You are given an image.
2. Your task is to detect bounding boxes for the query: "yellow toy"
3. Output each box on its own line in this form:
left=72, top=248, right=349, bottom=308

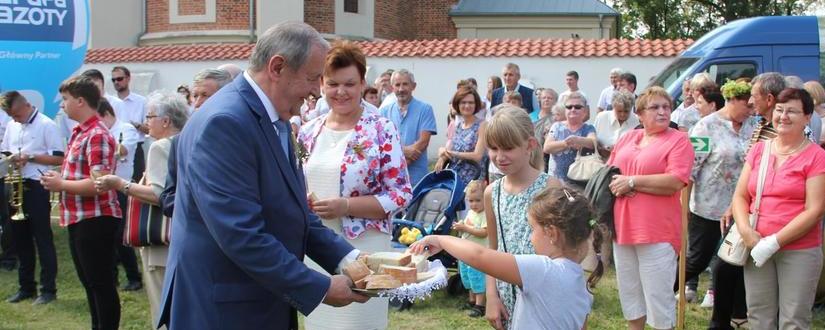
left=399, top=227, right=422, bottom=245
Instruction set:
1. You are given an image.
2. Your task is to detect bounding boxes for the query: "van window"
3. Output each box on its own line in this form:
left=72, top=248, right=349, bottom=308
left=706, top=62, right=756, bottom=85
left=650, top=57, right=699, bottom=90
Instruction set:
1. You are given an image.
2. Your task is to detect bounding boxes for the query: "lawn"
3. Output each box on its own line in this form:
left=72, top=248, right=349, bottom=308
left=1, top=223, right=824, bottom=329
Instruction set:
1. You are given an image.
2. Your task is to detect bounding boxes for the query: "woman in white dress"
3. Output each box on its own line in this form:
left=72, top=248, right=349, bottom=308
left=297, top=41, right=413, bottom=330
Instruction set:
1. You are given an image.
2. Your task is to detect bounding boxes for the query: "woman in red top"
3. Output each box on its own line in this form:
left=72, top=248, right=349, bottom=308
left=607, top=86, right=694, bottom=330
left=731, top=88, right=825, bottom=329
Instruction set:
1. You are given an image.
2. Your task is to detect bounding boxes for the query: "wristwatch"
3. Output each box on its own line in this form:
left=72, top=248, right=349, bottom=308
left=628, top=177, right=636, bottom=190
left=26, top=154, right=35, bottom=162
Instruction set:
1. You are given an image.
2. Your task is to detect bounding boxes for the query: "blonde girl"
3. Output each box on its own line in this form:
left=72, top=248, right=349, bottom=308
left=480, top=105, right=560, bottom=329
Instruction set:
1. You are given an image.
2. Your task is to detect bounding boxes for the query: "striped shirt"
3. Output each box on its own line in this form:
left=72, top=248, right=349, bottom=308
left=59, top=116, right=121, bottom=226
left=748, top=117, right=815, bottom=150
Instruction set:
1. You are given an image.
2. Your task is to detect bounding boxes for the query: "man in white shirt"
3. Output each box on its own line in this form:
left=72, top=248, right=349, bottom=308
left=597, top=68, right=624, bottom=112
left=96, top=99, right=143, bottom=291
left=0, top=91, right=63, bottom=305
left=111, top=66, right=148, bottom=183
left=671, top=76, right=695, bottom=124
left=593, top=90, right=640, bottom=154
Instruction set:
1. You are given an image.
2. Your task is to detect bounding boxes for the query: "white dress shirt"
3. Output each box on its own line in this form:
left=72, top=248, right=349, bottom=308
left=117, top=92, right=147, bottom=142
left=107, top=120, right=140, bottom=181
left=593, top=110, right=640, bottom=148
left=0, top=109, right=63, bottom=180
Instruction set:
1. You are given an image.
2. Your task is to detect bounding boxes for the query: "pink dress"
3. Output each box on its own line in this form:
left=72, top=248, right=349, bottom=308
left=607, top=128, right=694, bottom=252
left=746, top=141, right=825, bottom=250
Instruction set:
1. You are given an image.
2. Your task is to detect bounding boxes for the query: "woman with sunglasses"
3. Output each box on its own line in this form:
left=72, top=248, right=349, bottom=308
left=542, top=91, right=597, bottom=182
left=607, top=86, right=694, bottom=330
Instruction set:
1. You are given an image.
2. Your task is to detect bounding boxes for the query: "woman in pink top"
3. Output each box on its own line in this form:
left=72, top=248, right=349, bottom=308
left=607, top=86, right=694, bottom=330
left=731, top=88, right=825, bottom=329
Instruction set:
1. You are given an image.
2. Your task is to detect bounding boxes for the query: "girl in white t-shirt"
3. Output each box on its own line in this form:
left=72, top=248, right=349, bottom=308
left=411, top=187, right=604, bottom=330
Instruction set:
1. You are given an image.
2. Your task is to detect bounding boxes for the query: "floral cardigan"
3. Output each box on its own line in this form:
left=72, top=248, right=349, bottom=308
left=298, top=111, right=413, bottom=239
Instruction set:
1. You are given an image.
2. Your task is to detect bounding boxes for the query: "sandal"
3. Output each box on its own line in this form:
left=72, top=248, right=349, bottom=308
left=467, top=305, right=486, bottom=318
left=730, top=318, right=748, bottom=328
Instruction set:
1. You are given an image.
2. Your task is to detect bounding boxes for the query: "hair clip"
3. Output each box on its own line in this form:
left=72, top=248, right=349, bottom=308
left=563, top=189, right=575, bottom=202
left=588, top=219, right=597, bottom=228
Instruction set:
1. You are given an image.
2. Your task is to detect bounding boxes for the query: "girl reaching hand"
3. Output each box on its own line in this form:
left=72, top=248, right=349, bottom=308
left=411, top=187, right=604, bottom=330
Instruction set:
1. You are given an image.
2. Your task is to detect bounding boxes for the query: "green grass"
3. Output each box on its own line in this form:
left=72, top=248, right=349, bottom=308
left=1, top=223, right=823, bottom=329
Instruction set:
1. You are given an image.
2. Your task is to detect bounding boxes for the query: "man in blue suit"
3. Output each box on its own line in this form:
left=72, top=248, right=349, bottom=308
left=157, top=22, right=368, bottom=330
left=490, top=63, right=538, bottom=114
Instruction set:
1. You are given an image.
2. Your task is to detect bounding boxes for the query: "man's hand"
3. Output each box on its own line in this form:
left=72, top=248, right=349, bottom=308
left=322, top=274, right=369, bottom=307
left=11, top=153, right=29, bottom=168
left=403, top=146, right=422, bottom=162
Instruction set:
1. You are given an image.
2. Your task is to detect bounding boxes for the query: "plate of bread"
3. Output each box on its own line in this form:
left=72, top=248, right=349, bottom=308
left=344, top=251, right=445, bottom=299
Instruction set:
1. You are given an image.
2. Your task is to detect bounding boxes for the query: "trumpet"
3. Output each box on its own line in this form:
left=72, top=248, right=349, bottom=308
left=8, top=148, right=25, bottom=221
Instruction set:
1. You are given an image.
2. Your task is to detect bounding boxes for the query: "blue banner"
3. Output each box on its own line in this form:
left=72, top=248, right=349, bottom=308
left=0, top=0, right=88, bottom=118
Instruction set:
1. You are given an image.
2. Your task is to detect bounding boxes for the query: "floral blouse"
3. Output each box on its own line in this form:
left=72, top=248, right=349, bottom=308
left=689, top=112, right=758, bottom=220
left=298, top=110, right=413, bottom=239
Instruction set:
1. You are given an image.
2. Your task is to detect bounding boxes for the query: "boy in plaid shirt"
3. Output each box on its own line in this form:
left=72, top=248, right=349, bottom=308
left=41, top=75, right=121, bottom=330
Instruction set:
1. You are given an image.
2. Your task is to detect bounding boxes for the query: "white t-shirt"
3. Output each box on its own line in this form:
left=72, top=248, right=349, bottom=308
left=593, top=110, right=640, bottom=148
left=511, top=255, right=593, bottom=330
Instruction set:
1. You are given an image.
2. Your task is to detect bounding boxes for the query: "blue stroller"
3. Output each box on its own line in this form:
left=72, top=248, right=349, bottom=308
left=391, top=169, right=466, bottom=268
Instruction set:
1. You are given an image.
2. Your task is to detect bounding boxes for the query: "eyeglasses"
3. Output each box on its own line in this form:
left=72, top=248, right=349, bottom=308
left=774, top=108, right=805, bottom=117
left=145, top=115, right=158, bottom=120
left=565, top=104, right=585, bottom=110
left=111, top=77, right=126, bottom=82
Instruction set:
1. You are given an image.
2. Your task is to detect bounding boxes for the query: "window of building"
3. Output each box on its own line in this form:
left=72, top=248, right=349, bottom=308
left=344, top=0, right=358, bottom=13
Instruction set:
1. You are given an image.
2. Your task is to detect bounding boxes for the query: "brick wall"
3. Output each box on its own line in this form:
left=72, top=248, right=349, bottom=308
left=304, top=0, right=334, bottom=34
left=413, top=0, right=457, bottom=40
left=178, top=0, right=205, bottom=15
left=146, top=0, right=250, bottom=33
left=375, top=0, right=457, bottom=40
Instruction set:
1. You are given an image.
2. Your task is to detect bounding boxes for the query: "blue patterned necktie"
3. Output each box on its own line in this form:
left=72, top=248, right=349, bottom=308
left=273, top=120, right=292, bottom=158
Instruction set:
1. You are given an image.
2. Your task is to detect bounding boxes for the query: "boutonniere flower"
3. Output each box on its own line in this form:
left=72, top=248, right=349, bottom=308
left=352, top=141, right=365, bottom=157
left=291, top=134, right=309, bottom=164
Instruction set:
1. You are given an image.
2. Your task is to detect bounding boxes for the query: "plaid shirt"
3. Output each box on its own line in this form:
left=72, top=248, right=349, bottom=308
left=59, top=116, right=121, bottom=226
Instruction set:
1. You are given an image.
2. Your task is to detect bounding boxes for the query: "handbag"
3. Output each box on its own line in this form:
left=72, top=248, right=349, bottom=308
left=567, top=138, right=605, bottom=182
left=717, top=140, right=771, bottom=266
left=123, top=178, right=171, bottom=247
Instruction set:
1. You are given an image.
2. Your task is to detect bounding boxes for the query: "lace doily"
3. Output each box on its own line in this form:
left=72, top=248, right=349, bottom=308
left=375, top=259, right=448, bottom=302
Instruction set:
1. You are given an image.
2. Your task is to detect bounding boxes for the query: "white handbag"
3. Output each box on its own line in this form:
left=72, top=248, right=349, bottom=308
left=567, top=138, right=604, bottom=182
left=717, top=140, right=771, bottom=266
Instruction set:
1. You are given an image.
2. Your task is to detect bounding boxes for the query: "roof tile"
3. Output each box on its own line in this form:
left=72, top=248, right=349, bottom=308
left=84, top=38, right=693, bottom=64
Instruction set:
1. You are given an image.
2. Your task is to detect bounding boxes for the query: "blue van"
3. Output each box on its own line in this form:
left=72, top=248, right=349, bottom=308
left=650, top=15, right=824, bottom=104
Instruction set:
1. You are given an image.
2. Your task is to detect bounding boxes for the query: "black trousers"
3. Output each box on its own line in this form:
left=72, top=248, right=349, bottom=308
left=68, top=216, right=120, bottom=330
left=0, top=180, right=17, bottom=265
left=708, top=261, right=747, bottom=329
left=10, top=180, right=57, bottom=294
left=132, top=142, right=145, bottom=183
left=674, top=213, right=720, bottom=292
left=113, top=192, right=141, bottom=284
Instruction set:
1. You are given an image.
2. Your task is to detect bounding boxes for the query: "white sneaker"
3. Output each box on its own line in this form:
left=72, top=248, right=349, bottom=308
left=674, top=287, right=698, bottom=303
left=700, top=290, right=714, bottom=308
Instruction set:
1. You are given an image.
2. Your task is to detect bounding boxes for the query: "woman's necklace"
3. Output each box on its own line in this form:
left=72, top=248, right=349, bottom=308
left=773, top=138, right=807, bottom=156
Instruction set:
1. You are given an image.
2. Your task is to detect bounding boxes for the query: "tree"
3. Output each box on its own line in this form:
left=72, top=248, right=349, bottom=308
left=610, top=0, right=815, bottom=39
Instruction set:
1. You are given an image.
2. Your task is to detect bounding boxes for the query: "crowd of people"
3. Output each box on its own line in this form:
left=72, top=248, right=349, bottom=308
left=0, top=20, right=824, bottom=330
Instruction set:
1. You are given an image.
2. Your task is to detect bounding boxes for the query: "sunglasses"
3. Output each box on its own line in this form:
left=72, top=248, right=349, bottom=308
left=565, top=104, right=585, bottom=110
left=111, top=77, right=126, bottom=82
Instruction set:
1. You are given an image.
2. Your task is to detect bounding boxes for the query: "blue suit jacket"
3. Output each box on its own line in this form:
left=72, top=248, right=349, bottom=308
left=490, top=85, right=535, bottom=113
left=157, top=76, right=354, bottom=330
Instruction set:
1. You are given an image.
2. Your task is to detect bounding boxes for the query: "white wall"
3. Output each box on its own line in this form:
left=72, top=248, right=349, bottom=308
left=335, top=0, right=375, bottom=39
left=89, top=0, right=143, bottom=48
left=80, top=56, right=675, bottom=159
left=257, top=0, right=303, bottom=34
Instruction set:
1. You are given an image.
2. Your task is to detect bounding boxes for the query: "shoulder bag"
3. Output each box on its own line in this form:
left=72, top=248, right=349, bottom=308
left=717, top=140, right=771, bottom=266
left=567, top=138, right=605, bottom=182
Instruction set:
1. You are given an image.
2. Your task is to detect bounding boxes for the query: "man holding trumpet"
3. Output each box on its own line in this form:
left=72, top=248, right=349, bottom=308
left=0, top=91, right=63, bottom=305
